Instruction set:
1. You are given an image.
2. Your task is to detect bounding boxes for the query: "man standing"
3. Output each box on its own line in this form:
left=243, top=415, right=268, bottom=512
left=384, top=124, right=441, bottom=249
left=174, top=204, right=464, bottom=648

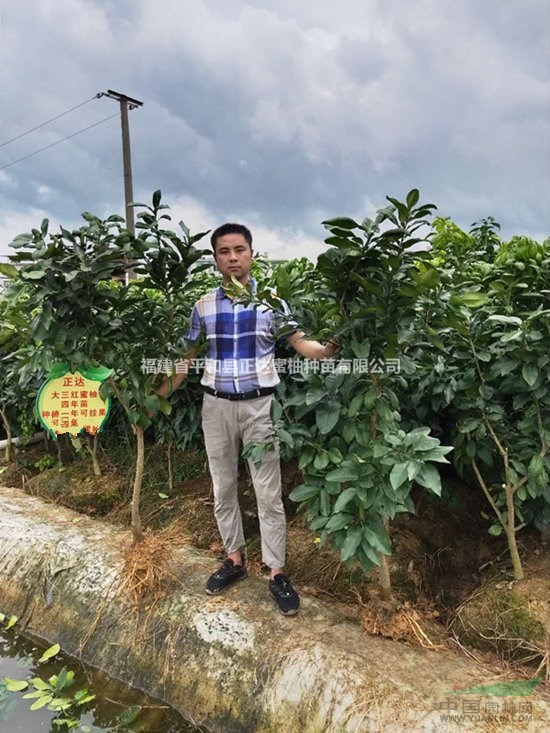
left=161, top=223, right=338, bottom=615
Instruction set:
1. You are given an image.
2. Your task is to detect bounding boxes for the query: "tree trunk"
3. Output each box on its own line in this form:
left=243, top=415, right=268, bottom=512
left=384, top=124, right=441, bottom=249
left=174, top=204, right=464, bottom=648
left=378, top=556, right=392, bottom=600
left=131, top=426, right=145, bottom=544
left=505, top=484, right=524, bottom=581
left=88, top=434, right=101, bottom=477
left=0, top=409, right=13, bottom=464
left=378, top=518, right=392, bottom=600
left=56, top=438, right=63, bottom=465
left=167, top=442, right=174, bottom=493
left=369, top=377, right=393, bottom=599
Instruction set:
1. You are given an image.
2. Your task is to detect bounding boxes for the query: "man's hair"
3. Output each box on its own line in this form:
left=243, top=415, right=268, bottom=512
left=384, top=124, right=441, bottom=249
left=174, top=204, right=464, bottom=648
left=211, top=223, right=253, bottom=252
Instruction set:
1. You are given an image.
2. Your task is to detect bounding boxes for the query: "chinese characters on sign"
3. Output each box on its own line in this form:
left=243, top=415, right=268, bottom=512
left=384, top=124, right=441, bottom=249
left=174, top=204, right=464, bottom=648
left=37, top=371, right=110, bottom=438
left=140, top=357, right=401, bottom=376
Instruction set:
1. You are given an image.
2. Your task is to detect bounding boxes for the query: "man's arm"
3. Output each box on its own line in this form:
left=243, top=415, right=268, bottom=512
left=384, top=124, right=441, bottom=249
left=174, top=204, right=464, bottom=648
left=287, top=331, right=339, bottom=359
left=156, top=345, right=198, bottom=398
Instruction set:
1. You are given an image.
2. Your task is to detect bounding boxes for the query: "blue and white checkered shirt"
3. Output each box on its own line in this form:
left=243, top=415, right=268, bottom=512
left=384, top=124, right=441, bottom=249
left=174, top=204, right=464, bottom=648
left=186, top=278, right=297, bottom=393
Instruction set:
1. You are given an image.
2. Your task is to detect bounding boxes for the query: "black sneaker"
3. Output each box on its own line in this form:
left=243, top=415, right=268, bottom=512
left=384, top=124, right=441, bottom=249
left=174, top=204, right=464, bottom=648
left=269, top=573, right=300, bottom=616
left=205, top=559, right=247, bottom=595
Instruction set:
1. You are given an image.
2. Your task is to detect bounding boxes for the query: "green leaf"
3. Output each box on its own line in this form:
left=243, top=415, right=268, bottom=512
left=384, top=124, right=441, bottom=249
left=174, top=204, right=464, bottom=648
left=325, top=512, right=354, bottom=532
left=298, top=450, right=314, bottom=471
left=450, top=292, right=489, bottom=308
left=38, top=643, right=60, bottom=663
left=341, top=527, right=363, bottom=562
left=500, top=329, right=522, bottom=343
left=458, top=417, right=480, bottom=433
left=528, top=453, right=545, bottom=476
left=488, top=524, right=503, bottom=536
left=310, top=516, right=328, bottom=531
left=348, top=393, right=364, bottom=418
left=324, top=236, right=356, bottom=249
left=75, top=694, right=95, bottom=705
left=356, top=546, right=376, bottom=574
left=363, top=526, right=392, bottom=555
left=158, top=492, right=169, bottom=499
left=49, top=697, right=72, bottom=711
left=47, top=363, right=71, bottom=379
left=31, top=678, right=51, bottom=690
left=389, top=462, right=409, bottom=490
left=406, top=188, right=420, bottom=208
left=315, top=402, right=340, bottom=434
left=372, top=443, right=390, bottom=458
left=325, top=465, right=359, bottom=482
left=129, top=411, right=140, bottom=425
left=144, top=394, right=160, bottom=413
left=55, top=667, right=74, bottom=690
left=30, top=695, right=53, bottom=710
left=0, top=263, right=18, bottom=278
left=522, top=363, right=538, bottom=387
left=333, top=487, right=357, bottom=513
left=5, top=614, right=17, bottom=630
left=4, top=678, right=28, bottom=692
left=328, top=447, right=343, bottom=464
left=487, top=315, right=522, bottom=326
left=22, top=269, right=46, bottom=279
left=313, top=452, right=329, bottom=470
left=79, top=365, right=113, bottom=382
left=414, top=464, right=442, bottom=495
left=305, top=388, right=325, bottom=405
left=360, top=539, right=381, bottom=565
left=158, top=396, right=172, bottom=416
left=322, top=217, right=359, bottom=230
left=350, top=339, right=371, bottom=358
left=289, top=484, right=320, bottom=502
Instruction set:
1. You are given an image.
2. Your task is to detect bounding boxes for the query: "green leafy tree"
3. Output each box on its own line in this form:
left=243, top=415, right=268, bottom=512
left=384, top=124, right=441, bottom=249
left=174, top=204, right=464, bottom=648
left=2, top=211, right=136, bottom=475
left=108, top=191, right=211, bottom=542
left=241, top=190, right=451, bottom=599
left=409, top=228, right=550, bottom=579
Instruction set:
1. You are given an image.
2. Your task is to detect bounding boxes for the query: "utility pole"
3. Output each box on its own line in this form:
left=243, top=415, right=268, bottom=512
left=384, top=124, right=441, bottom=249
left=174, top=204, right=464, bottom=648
left=100, top=90, right=143, bottom=234
left=100, top=90, right=143, bottom=281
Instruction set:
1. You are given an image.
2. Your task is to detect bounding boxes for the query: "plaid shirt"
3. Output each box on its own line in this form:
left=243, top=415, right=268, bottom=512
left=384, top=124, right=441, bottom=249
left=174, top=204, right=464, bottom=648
left=186, top=278, right=297, bottom=393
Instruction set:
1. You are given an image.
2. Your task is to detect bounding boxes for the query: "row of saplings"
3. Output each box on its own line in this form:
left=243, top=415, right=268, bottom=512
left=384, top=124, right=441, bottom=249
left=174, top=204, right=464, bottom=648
left=0, top=190, right=549, bottom=675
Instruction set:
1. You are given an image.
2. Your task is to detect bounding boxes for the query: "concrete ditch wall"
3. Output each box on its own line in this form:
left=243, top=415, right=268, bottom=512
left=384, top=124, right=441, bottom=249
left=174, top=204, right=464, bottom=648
left=0, top=485, right=548, bottom=732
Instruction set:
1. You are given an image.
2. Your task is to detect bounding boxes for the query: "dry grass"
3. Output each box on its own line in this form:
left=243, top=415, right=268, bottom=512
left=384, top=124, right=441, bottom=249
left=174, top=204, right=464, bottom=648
left=118, top=527, right=187, bottom=607
left=451, top=581, right=549, bottom=676
left=358, top=591, right=446, bottom=650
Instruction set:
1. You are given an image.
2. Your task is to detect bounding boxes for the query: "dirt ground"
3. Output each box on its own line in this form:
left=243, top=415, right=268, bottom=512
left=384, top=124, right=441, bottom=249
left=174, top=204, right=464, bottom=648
left=1, top=437, right=549, bottom=687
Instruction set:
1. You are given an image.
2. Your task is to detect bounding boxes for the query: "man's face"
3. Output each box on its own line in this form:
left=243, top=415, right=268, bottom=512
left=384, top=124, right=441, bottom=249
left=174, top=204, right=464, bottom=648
left=214, top=233, right=253, bottom=283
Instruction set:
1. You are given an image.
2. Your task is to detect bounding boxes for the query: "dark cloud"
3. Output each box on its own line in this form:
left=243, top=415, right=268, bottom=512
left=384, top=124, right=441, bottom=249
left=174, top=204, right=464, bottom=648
left=1, top=0, right=549, bottom=261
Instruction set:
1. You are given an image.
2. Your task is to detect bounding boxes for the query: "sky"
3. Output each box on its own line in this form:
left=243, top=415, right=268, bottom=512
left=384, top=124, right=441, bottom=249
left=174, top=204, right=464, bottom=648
left=0, top=0, right=549, bottom=262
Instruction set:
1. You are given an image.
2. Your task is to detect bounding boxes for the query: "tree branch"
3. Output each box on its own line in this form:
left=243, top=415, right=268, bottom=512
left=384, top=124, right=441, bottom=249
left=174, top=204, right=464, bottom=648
left=472, top=458, right=504, bottom=526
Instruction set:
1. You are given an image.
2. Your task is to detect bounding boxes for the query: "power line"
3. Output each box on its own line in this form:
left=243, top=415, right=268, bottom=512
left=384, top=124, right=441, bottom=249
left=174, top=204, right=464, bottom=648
left=0, top=113, right=119, bottom=171
left=0, top=94, right=103, bottom=149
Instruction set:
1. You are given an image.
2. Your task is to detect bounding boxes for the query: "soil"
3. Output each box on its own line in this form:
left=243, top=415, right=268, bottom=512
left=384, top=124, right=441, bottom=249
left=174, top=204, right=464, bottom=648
left=2, top=438, right=549, bottom=687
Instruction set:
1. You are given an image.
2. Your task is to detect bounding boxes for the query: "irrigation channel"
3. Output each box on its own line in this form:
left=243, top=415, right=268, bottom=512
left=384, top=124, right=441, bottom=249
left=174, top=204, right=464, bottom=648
left=0, top=623, right=200, bottom=733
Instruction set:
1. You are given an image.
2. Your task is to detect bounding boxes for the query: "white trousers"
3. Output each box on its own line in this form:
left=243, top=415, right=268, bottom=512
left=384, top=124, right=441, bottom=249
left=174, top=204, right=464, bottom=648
left=201, top=393, right=286, bottom=569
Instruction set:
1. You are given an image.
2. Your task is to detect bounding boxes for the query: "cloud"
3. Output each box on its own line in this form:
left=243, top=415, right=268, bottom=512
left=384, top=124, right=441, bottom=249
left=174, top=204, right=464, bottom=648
left=0, top=0, right=548, bottom=260
left=148, top=192, right=326, bottom=261
left=0, top=209, right=53, bottom=259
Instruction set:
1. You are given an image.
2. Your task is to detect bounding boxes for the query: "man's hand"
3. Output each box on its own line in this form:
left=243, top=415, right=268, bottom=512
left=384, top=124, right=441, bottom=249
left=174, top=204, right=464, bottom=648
left=287, top=331, right=341, bottom=359
left=323, top=338, right=341, bottom=358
